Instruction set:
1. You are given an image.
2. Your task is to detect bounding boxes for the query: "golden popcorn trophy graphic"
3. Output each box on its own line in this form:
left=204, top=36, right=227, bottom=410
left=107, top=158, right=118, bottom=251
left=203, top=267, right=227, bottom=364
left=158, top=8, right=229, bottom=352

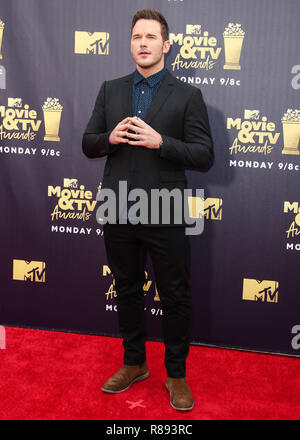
left=0, top=20, right=5, bottom=60
left=42, top=98, right=63, bottom=142
left=223, top=23, right=245, bottom=70
left=281, top=109, right=300, bottom=155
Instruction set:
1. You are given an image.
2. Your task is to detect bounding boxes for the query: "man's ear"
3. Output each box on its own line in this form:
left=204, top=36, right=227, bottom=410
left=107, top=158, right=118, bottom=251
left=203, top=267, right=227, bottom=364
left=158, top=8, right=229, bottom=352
left=163, top=40, right=171, bottom=54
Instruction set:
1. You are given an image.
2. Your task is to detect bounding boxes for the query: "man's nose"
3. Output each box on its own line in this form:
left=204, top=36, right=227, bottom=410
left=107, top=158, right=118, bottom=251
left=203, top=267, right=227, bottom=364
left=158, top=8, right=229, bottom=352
left=140, top=37, right=147, bottom=46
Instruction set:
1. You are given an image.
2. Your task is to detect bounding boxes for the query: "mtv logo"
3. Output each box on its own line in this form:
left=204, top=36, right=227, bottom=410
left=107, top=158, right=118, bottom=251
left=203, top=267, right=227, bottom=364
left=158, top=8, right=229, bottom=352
left=0, top=65, right=5, bottom=89
left=242, top=279, right=279, bottom=303
left=64, top=178, right=78, bottom=188
left=74, top=31, right=109, bottom=55
left=8, top=97, right=22, bottom=107
left=244, top=109, right=260, bottom=120
left=204, top=198, right=223, bottom=220
left=13, top=260, right=46, bottom=282
left=188, top=197, right=222, bottom=220
left=186, top=25, right=201, bottom=35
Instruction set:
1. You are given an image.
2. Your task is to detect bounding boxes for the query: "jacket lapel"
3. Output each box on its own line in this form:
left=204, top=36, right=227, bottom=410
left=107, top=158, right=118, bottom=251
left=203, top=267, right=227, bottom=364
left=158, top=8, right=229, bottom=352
left=145, top=70, right=175, bottom=125
left=121, top=73, right=134, bottom=118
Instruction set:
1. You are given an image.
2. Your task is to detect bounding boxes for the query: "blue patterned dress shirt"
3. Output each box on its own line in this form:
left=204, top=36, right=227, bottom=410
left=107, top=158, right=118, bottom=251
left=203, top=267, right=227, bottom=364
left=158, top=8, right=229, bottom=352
left=132, top=67, right=166, bottom=120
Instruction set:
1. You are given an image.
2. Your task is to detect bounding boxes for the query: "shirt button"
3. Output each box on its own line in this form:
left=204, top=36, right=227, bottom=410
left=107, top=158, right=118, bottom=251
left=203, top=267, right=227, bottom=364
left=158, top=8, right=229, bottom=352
left=138, top=110, right=141, bottom=114
left=141, top=91, right=145, bottom=94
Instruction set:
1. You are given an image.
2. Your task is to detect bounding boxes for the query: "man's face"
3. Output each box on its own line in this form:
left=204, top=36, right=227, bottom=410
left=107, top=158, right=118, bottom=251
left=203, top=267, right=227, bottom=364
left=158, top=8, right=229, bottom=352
left=131, top=19, right=170, bottom=74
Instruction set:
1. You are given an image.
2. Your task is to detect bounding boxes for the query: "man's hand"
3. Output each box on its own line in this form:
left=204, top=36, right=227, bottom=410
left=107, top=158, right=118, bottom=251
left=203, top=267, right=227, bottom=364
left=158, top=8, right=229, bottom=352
left=108, top=117, right=131, bottom=144
left=127, top=117, right=162, bottom=149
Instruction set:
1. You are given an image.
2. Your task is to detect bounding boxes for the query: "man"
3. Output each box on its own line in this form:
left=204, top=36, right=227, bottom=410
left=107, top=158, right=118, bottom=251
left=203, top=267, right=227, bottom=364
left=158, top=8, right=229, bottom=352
left=82, top=8, right=213, bottom=411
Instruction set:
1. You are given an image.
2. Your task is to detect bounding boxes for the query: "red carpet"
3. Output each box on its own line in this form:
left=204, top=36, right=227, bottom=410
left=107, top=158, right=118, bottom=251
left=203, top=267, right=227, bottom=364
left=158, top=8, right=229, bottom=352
left=0, top=326, right=299, bottom=420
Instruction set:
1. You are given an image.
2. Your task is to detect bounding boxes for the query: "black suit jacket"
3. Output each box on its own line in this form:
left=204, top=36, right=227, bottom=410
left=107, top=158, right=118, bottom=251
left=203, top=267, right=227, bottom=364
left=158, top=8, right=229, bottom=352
left=82, top=69, right=214, bottom=226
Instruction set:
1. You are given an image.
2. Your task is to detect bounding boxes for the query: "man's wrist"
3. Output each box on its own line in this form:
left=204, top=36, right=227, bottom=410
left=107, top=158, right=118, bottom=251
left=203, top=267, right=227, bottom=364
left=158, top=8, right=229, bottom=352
left=158, top=135, right=163, bottom=149
left=108, top=133, right=117, bottom=146
left=107, top=132, right=117, bottom=153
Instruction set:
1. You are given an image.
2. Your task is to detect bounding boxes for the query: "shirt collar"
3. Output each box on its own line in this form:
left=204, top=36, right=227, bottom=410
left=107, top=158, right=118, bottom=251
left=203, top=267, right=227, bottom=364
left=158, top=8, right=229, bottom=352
left=133, top=67, right=166, bottom=87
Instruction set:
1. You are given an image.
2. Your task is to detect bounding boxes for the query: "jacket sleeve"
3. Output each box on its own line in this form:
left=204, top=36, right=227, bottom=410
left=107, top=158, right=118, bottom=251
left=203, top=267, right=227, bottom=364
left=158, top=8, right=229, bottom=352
left=82, top=81, right=117, bottom=158
left=159, top=88, right=214, bottom=170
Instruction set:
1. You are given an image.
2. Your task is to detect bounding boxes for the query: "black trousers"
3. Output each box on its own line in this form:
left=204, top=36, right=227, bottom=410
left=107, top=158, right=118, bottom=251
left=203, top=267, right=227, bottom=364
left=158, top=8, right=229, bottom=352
left=103, top=223, right=191, bottom=378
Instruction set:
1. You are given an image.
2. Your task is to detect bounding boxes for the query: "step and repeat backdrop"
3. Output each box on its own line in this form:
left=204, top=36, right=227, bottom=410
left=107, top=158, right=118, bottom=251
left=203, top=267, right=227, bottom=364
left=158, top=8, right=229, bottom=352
left=0, top=0, right=299, bottom=356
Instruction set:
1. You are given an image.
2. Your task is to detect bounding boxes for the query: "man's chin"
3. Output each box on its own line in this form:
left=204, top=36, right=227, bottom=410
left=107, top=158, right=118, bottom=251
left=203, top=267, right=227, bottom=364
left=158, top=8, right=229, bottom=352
left=136, top=60, right=162, bottom=71
left=137, top=61, right=153, bottom=68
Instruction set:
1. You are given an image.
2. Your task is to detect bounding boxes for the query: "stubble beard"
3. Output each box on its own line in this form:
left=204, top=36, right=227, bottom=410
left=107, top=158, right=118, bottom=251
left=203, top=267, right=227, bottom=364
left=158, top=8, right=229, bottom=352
left=134, top=45, right=165, bottom=72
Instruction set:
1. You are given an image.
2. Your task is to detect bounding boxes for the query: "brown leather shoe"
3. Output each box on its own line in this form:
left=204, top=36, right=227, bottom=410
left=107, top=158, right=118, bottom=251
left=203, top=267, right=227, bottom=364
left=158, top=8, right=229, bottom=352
left=165, top=377, right=194, bottom=411
left=101, top=362, right=149, bottom=393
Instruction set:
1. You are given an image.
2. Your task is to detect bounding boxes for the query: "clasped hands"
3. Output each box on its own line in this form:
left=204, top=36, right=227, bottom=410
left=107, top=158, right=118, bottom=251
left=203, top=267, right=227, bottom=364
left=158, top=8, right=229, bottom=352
left=109, top=116, right=162, bottom=149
